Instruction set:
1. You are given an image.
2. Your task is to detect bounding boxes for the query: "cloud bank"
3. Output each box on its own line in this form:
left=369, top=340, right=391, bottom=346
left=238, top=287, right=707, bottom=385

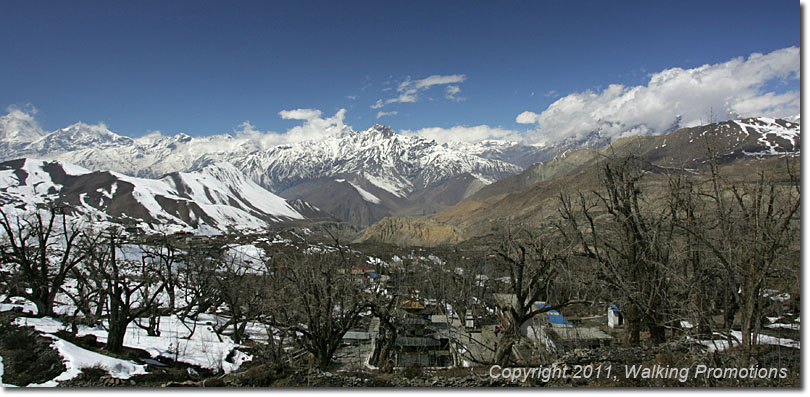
left=518, top=47, right=800, bottom=145
left=265, top=108, right=348, bottom=145
left=402, top=125, right=522, bottom=145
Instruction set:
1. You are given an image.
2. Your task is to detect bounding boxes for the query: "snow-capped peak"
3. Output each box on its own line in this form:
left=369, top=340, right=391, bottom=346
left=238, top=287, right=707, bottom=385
left=0, top=109, right=47, bottom=145
left=26, top=121, right=134, bottom=154
left=366, top=123, right=396, bottom=138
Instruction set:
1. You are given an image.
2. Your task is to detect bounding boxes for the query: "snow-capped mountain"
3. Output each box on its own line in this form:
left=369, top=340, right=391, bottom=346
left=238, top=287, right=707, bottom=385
left=0, top=109, right=48, bottom=152
left=227, top=124, right=522, bottom=226
left=4, top=109, right=796, bottom=228
left=0, top=158, right=328, bottom=233
left=360, top=117, right=801, bottom=246
left=447, top=134, right=611, bottom=169
left=0, top=117, right=523, bottom=226
left=232, top=124, right=520, bottom=195
left=470, top=117, right=801, bottom=202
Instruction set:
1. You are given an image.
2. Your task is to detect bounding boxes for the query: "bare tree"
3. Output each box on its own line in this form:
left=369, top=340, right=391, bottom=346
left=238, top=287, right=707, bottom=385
left=558, top=155, right=678, bottom=344
left=139, top=234, right=180, bottom=313
left=684, top=157, right=800, bottom=360
left=176, top=246, right=220, bottom=322
left=491, top=226, right=586, bottom=366
left=212, top=251, right=268, bottom=344
left=82, top=229, right=166, bottom=353
left=367, top=285, right=399, bottom=372
left=0, top=206, right=86, bottom=317
left=266, top=242, right=369, bottom=370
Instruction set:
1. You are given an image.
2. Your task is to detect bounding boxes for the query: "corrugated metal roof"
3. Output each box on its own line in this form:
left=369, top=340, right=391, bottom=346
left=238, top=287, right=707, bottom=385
left=343, top=331, right=372, bottom=340
left=395, top=336, right=442, bottom=347
left=535, top=303, right=573, bottom=325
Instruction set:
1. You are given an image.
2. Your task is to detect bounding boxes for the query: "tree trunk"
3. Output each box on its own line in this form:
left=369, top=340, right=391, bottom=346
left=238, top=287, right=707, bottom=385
left=232, top=318, right=242, bottom=344
left=143, top=314, right=160, bottom=337
left=106, top=318, right=128, bottom=354
left=626, top=304, right=641, bottom=345
left=648, top=322, right=666, bottom=344
left=32, top=298, right=51, bottom=318
left=740, top=284, right=756, bottom=363
left=494, top=333, right=515, bottom=367
left=371, top=325, right=396, bottom=372
left=317, top=345, right=332, bottom=370
left=167, top=289, right=176, bottom=313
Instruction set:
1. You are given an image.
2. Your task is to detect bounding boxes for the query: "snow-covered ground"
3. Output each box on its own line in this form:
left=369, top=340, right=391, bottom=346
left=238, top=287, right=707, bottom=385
left=15, top=314, right=253, bottom=378
left=693, top=330, right=800, bottom=353
left=29, top=336, right=148, bottom=387
left=1, top=286, right=257, bottom=386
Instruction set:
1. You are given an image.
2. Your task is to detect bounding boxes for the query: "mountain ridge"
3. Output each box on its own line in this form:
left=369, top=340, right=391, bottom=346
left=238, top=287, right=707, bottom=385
left=356, top=117, right=801, bottom=245
left=0, top=158, right=333, bottom=234
left=0, top=118, right=524, bottom=226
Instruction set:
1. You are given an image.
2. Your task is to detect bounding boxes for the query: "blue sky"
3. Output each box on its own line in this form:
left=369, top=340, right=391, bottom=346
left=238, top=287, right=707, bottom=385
left=0, top=0, right=800, bottom=144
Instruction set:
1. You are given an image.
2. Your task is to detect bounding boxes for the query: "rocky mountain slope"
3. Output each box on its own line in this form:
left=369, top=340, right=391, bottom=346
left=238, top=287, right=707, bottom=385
left=357, top=117, right=801, bottom=245
left=469, top=117, right=800, bottom=201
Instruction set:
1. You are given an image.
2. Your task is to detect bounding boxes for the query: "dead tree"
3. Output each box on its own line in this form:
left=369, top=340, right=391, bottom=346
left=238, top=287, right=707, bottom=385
left=686, top=157, right=800, bottom=360
left=139, top=234, right=180, bottom=313
left=0, top=205, right=86, bottom=317
left=491, top=226, right=585, bottom=366
left=666, top=174, right=716, bottom=337
left=558, top=155, right=677, bottom=345
left=176, top=247, right=220, bottom=322
left=212, top=251, right=268, bottom=344
left=82, top=229, right=166, bottom=353
left=266, top=242, right=369, bottom=370
left=367, top=286, right=399, bottom=372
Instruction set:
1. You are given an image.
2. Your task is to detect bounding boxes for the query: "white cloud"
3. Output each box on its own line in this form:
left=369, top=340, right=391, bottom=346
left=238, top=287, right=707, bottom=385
left=515, top=111, right=541, bottom=125
left=220, top=109, right=350, bottom=149
left=273, top=108, right=347, bottom=144
left=445, top=85, right=463, bottom=101
left=402, top=125, right=522, bottom=145
left=389, top=92, right=417, bottom=104
left=518, top=47, right=800, bottom=145
left=278, top=108, right=323, bottom=121
left=405, top=74, right=466, bottom=91
left=6, top=103, right=38, bottom=116
left=1, top=104, right=46, bottom=141
left=376, top=111, right=398, bottom=119
left=373, top=74, right=467, bottom=108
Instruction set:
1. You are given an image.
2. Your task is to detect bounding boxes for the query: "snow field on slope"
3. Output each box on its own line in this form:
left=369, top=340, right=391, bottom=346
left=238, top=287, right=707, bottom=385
left=176, top=162, right=303, bottom=220
left=110, top=162, right=303, bottom=229
left=346, top=181, right=381, bottom=204
left=734, top=117, right=801, bottom=155
left=0, top=159, right=66, bottom=210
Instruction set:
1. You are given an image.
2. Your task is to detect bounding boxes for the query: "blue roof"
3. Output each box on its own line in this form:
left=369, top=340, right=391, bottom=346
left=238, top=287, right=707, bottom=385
left=610, top=304, right=621, bottom=312
left=535, top=303, right=572, bottom=325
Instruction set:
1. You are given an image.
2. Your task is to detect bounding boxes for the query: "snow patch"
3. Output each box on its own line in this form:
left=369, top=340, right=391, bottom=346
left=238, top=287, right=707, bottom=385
left=33, top=337, right=147, bottom=386
left=347, top=181, right=381, bottom=204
